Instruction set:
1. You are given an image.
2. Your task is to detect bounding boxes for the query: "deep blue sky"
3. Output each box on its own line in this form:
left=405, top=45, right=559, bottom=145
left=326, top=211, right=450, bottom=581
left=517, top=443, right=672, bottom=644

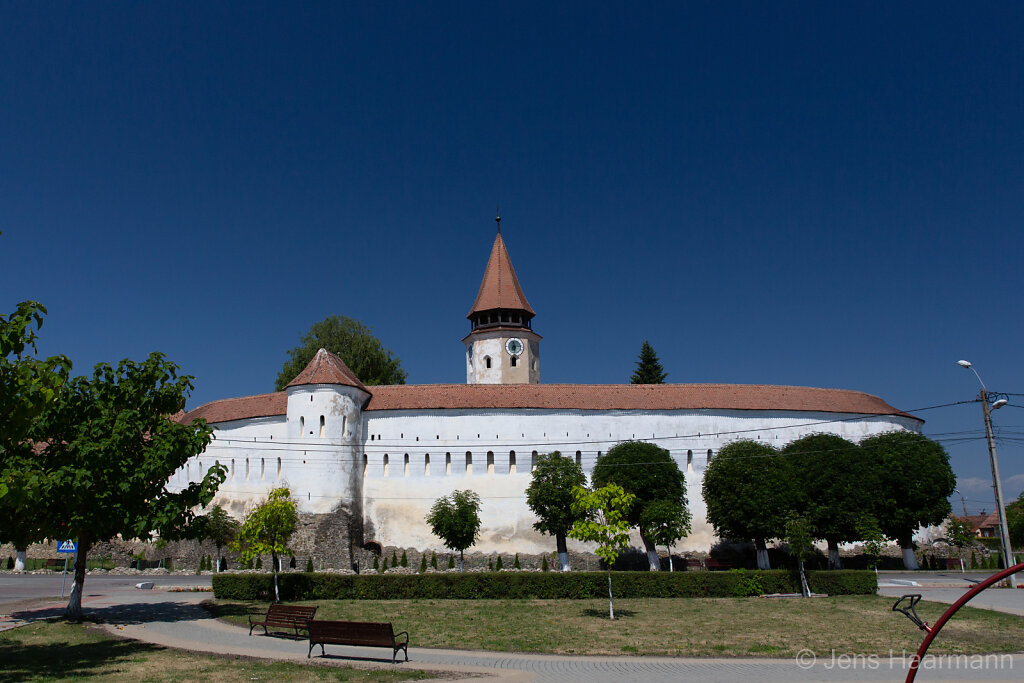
left=2, top=3, right=1022, bottom=512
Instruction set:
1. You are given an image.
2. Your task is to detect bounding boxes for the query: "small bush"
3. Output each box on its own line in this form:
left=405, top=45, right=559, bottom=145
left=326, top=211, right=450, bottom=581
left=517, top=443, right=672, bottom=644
left=305, top=557, right=314, bottom=573
left=400, top=551, right=408, bottom=568
left=730, top=569, right=764, bottom=597
left=419, top=555, right=427, bottom=573
left=496, top=555, right=504, bottom=571
left=392, top=550, right=398, bottom=566
left=382, top=557, right=389, bottom=572
left=488, top=559, right=493, bottom=571
left=430, top=552, right=437, bottom=569
left=212, top=569, right=876, bottom=601
left=513, top=553, right=521, bottom=570
left=541, top=556, right=549, bottom=572
left=448, top=555, right=455, bottom=569
left=373, top=556, right=379, bottom=570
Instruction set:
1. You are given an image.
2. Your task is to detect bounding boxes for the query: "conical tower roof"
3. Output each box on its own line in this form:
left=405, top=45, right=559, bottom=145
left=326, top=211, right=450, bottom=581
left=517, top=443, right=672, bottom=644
left=286, top=348, right=369, bottom=392
left=467, top=231, right=535, bottom=318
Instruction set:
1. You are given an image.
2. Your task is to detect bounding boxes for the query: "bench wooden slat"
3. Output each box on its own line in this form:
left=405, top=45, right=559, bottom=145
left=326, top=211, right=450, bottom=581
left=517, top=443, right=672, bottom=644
left=248, top=604, right=317, bottom=637
left=307, top=619, right=409, bottom=663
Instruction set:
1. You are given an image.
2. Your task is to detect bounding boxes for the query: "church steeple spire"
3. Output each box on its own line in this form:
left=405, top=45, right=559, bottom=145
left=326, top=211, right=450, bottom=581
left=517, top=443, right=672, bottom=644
left=463, top=217, right=541, bottom=385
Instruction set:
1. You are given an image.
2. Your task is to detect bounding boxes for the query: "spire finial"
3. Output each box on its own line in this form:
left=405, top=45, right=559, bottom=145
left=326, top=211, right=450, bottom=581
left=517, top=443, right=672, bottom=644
left=495, top=205, right=501, bottom=234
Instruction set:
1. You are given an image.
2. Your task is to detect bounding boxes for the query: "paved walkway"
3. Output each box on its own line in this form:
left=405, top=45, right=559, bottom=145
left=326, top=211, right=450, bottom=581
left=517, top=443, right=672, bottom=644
left=5, top=583, right=1024, bottom=682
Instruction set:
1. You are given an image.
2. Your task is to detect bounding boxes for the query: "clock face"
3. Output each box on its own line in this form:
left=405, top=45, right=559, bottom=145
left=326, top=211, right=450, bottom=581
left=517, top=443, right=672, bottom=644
left=505, top=338, right=524, bottom=356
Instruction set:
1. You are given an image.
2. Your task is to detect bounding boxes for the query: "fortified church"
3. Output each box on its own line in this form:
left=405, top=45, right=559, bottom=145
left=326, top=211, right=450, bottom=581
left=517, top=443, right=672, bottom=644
left=177, top=219, right=922, bottom=568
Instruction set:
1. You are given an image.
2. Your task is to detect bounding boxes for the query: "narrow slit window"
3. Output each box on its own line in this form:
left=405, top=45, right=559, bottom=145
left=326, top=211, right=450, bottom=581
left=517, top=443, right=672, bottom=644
left=404, top=453, right=410, bottom=477
left=383, top=454, right=390, bottom=477
left=260, top=458, right=265, bottom=480
left=277, top=457, right=282, bottom=479
left=245, top=459, right=249, bottom=481
left=342, top=415, right=346, bottom=436
left=707, top=449, right=713, bottom=463
left=231, top=459, right=235, bottom=480
left=363, top=453, right=368, bottom=478
left=509, top=451, right=516, bottom=474
left=465, top=451, right=472, bottom=475
left=484, top=356, right=491, bottom=369
left=510, top=356, right=517, bottom=367
left=487, top=451, right=495, bottom=475
left=424, top=453, right=430, bottom=476
left=531, top=450, right=538, bottom=472
left=687, top=450, right=693, bottom=471
left=319, top=415, right=326, bottom=438
left=445, top=452, right=452, bottom=475
left=576, top=451, right=582, bottom=467
left=299, top=416, right=304, bottom=437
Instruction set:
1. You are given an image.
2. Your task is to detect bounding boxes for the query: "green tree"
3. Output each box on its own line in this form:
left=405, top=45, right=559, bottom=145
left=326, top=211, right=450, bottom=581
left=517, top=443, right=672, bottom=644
left=592, top=442, right=687, bottom=570
left=1007, top=492, right=1024, bottom=551
left=785, top=514, right=815, bottom=597
left=232, top=487, right=299, bottom=603
left=860, top=431, right=955, bottom=569
left=495, top=555, right=503, bottom=571
left=191, top=505, right=240, bottom=574
left=418, top=554, right=427, bottom=573
left=513, top=553, right=521, bottom=569
left=639, top=499, right=691, bottom=571
left=630, top=340, right=668, bottom=384
left=526, top=451, right=587, bottom=571
left=702, top=440, right=790, bottom=569
left=568, top=483, right=636, bottom=620
left=0, top=301, right=71, bottom=570
left=430, top=551, right=437, bottom=569
left=400, top=550, right=408, bottom=567
left=425, top=490, right=482, bottom=572
left=274, top=315, right=407, bottom=390
left=856, top=515, right=888, bottom=571
left=782, top=434, right=868, bottom=569
left=306, top=557, right=315, bottom=572
left=19, top=352, right=223, bottom=619
left=945, top=515, right=976, bottom=572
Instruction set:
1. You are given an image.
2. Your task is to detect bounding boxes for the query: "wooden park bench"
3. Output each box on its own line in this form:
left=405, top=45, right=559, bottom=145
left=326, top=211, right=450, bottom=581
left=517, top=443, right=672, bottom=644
left=44, top=559, right=65, bottom=570
left=248, top=604, right=317, bottom=637
left=307, top=619, right=410, bottom=663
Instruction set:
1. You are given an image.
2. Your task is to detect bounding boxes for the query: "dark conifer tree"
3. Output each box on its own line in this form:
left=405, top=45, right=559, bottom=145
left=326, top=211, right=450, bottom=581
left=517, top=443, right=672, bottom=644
left=630, top=341, right=668, bottom=384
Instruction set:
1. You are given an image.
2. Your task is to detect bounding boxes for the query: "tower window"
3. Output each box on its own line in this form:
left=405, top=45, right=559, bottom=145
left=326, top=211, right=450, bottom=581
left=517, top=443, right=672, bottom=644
left=510, top=356, right=517, bottom=367
left=485, top=356, right=491, bottom=369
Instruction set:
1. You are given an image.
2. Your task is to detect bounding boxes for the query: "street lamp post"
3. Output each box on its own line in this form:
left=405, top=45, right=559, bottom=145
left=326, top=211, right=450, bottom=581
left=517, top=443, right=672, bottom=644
left=957, top=360, right=1017, bottom=589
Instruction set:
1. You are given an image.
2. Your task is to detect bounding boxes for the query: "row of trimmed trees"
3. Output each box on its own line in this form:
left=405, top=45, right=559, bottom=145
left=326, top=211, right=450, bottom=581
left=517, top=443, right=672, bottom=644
left=703, top=432, right=956, bottom=570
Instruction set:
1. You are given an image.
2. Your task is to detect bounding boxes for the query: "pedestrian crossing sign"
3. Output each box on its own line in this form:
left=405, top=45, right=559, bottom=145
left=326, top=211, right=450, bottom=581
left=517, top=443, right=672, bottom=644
left=57, top=540, right=77, bottom=553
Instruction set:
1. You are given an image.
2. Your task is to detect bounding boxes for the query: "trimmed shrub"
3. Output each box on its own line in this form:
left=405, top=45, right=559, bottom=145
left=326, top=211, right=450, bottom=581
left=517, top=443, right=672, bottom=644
left=382, top=557, right=389, bottom=572
left=488, top=559, right=493, bottom=571
left=392, top=550, right=398, bottom=566
left=212, top=569, right=876, bottom=601
left=400, top=551, right=408, bottom=568
left=419, top=555, right=427, bottom=573
left=305, top=557, right=314, bottom=573
left=541, top=556, right=549, bottom=572
left=496, top=555, right=504, bottom=571
left=430, top=552, right=437, bottom=569
left=448, top=555, right=455, bottom=569
left=513, top=553, right=521, bottom=570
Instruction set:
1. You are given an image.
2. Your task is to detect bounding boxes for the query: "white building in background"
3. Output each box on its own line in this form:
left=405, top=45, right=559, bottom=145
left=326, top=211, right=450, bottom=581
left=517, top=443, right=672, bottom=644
left=176, top=220, right=921, bottom=566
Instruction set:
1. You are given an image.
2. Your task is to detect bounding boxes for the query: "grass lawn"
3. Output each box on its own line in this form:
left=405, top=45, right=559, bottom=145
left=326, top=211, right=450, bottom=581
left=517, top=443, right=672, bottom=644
left=210, top=596, right=1024, bottom=657
left=0, top=620, right=431, bottom=682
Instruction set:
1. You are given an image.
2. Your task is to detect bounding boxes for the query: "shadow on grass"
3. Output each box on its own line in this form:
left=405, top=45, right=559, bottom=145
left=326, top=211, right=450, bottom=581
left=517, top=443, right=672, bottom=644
left=11, top=599, right=214, bottom=626
left=581, top=608, right=637, bottom=619
left=0, top=630, right=164, bottom=679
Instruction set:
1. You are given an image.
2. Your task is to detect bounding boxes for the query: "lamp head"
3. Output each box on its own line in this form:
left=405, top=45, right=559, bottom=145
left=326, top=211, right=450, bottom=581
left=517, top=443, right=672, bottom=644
left=957, top=360, right=972, bottom=369
left=992, top=399, right=1008, bottom=410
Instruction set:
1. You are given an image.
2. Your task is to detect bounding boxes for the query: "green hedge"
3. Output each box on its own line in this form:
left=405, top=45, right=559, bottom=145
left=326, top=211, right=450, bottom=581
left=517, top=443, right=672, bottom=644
left=212, top=569, right=875, bottom=601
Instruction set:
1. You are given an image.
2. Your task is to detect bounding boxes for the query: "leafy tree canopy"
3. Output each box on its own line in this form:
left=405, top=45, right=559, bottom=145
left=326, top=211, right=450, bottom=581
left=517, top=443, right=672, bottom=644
left=526, top=451, right=587, bottom=538
left=638, top=498, right=691, bottom=550
left=591, top=441, right=686, bottom=530
left=24, top=352, right=223, bottom=618
left=945, top=515, right=976, bottom=551
left=701, top=439, right=789, bottom=544
left=232, top=487, right=298, bottom=601
left=275, top=315, right=407, bottom=390
left=1006, top=492, right=1024, bottom=549
left=782, top=433, right=869, bottom=545
left=630, top=340, right=668, bottom=384
left=568, top=483, right=635, bottom=619
left=860, top=431, right=955, bottom=547
left=426, top=489, right=482, bottom=570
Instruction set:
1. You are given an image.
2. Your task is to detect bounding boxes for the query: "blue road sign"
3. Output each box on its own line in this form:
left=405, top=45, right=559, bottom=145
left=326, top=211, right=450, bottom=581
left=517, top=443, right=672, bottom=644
left=56, top=540, right=78, bottom=553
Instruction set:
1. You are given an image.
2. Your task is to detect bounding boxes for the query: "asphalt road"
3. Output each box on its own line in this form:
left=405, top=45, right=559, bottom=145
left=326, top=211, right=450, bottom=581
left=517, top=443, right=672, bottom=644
left=0, top=572, right=211, bottom=608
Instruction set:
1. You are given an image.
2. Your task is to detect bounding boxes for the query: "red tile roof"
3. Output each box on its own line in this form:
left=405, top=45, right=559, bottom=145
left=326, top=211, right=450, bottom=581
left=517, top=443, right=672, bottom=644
left=179, top=383, right=920, bottom=425
left=467, top=232, right=535, bottom=317
left=285, top=348, right=368, bottom=392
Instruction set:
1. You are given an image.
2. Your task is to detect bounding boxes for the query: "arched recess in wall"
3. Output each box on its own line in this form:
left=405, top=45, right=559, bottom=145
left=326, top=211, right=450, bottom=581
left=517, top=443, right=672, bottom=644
left=231, top=459, right=235, bottom=480
left=575, top=451, right=582, bottom=467
left=245, top=458, right=249, bottom=481
left=277, top=457, right=282, bottom=479
left=404, top=453, right=410, bottom=477
left=424, top=453, right=430, bottom=476
left=383, top=453, right=390, bottom=477
left=445, top=452, right=452, bottom=475
left=484, top=356, right=491, bottom=369
left=319, top=415, right=325, bottom=438
left=260, top=458, right=265, bottom=480
left=299, top=416, right=304, bottom=437
left=531, top=450, right=538, bottom=472
left=363, top=453, right=368, bottom=478
left=509, top=450, right=516, bottom=474
left=707, top=448, right=713, bottom=463
left=686, top=450, right=693, bottom=472
left=465, top=451, right=472, bottom=475
left=487, top=451, right=494, bottom=475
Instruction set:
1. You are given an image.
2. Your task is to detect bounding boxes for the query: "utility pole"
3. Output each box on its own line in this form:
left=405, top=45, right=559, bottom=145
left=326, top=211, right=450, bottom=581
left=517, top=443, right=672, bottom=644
left=980, top=387, right=1017, bottom=588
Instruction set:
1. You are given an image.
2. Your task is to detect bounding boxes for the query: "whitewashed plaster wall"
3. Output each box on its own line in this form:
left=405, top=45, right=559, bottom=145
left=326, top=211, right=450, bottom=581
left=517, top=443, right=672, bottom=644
left=174, top=398, right=921, bottom=556
left=465, top=330, right=541, bottom=384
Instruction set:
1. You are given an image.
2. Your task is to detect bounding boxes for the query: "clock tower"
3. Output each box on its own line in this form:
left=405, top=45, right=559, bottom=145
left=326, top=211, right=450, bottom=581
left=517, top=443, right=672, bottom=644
left=464, top=215, right=541, bottom=384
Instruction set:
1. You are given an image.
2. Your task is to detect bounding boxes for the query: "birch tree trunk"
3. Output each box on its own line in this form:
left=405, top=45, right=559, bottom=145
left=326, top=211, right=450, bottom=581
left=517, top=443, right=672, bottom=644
left=901, top=546, right=919, bottom=570
left=14, top=549, right=27, bottom=571
left=827, top=539, right=842, bottom=569
left=607, top=570, right=615, bottom=620
left=272, top=551, right=280, bottom=603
